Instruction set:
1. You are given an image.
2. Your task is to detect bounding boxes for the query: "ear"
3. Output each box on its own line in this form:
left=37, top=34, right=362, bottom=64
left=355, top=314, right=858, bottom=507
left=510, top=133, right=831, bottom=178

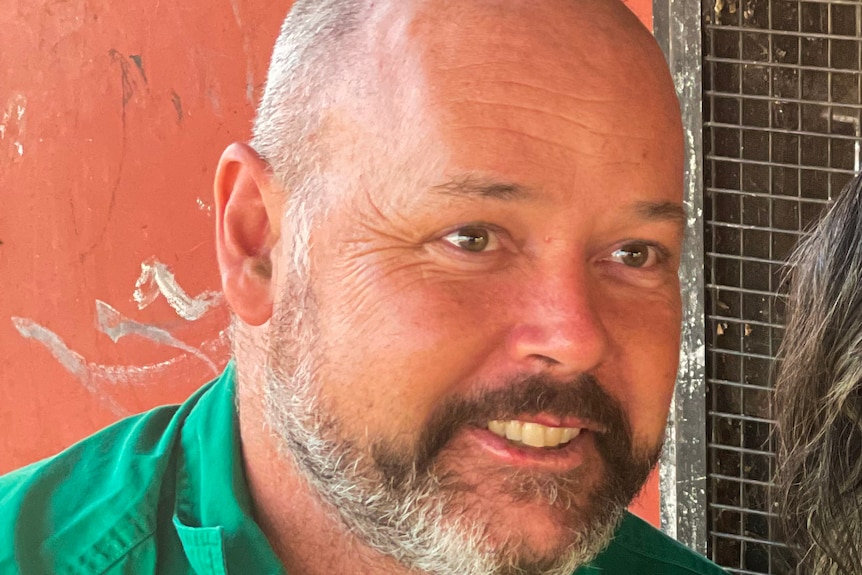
left=214, top=142, right=283, bottom=326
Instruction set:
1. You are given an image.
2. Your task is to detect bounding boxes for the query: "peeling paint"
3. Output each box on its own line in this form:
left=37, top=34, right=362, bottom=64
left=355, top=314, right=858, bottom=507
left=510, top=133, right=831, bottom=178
left=660, top=395, right=678, bottom=540
left=133, top=257, right=223, bottom=321
left=655, top=0, right=708, bottom=552
left=95, top=300, right=217, bottom=373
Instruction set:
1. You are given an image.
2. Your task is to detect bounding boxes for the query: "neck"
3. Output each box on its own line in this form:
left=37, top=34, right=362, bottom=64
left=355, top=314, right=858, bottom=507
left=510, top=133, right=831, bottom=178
left=237, top=375, right=413, bottom=575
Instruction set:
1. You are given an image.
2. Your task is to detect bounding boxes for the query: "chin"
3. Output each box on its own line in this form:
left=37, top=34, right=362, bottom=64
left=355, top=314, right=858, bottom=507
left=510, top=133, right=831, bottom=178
left=441, top=463, right=617, bottom=562
left=488, top=508, right=579, bottom=556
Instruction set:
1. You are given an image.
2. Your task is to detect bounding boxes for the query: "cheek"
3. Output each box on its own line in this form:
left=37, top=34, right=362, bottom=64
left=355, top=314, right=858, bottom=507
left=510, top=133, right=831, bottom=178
left=602, top=290, right=681, bottom=441
left=312, top=272, right=506, bottom=431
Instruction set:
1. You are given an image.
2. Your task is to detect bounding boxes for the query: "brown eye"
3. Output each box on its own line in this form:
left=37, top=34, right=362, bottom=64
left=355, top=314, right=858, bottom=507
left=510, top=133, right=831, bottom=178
left=443, top=226, right=495, bottom=252
left=611, top=243, right=654, bottom=268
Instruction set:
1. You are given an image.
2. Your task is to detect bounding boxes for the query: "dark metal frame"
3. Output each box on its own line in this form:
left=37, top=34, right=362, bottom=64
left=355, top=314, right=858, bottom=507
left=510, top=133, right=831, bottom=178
left=656, top=1, right=862, bottom=573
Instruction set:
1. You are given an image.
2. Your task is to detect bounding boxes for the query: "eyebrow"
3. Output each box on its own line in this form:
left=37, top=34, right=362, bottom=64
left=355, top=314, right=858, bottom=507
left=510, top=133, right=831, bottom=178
left=432, top=175, right=687, bottom=225
left=634, top=201, right=687, bottom=225
left=431, top=176, right=532, bottom=201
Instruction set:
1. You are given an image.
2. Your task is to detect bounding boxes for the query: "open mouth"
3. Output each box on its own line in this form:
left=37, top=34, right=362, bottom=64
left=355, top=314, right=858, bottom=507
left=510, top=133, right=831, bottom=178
left=487, top=420, right=582, bottom=449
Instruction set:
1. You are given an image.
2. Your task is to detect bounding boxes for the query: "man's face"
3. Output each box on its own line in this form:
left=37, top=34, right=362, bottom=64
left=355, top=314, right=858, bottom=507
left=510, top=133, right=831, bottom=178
left=263, top=2, right=684, bottom=573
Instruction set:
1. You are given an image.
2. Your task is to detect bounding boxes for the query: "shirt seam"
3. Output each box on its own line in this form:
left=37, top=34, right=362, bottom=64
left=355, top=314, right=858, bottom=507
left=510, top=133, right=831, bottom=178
left=92, top=525, right=158, bottom=575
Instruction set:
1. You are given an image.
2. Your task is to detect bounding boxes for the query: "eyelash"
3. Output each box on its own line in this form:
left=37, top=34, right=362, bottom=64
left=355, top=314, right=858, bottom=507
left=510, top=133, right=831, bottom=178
left=440, top=224, right=505, bottom=254
left=607, top=241, right=670, bottom=269
left=435, top=225, right=672, bottom=276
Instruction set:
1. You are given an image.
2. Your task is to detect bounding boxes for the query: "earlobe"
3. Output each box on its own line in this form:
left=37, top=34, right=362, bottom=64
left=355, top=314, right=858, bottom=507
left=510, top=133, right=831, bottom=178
left=214, top=142, right=283, bottom=326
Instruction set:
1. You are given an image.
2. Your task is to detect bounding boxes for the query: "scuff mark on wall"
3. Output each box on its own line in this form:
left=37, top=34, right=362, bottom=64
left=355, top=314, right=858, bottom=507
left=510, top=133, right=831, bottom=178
left=171, top=90, right=183, bottom=123
left=207, top=84, right=223, bottom=116
left=1, top=93, right=28, bottom=160
left=12, top=317, right=184, bottom=416
left=109, top=49, right=148, bottom=111
left=81, top=50, right=150, bottom=259
left=227, top=0, right=255, bottom=102
left=12, top=318, right=91, bottom=388
left=196, top=197, right=213, bottom=215
left=201, top=328, right=232, bottom=356
left=95, top=300, right=218, bottom=373
left=11, top=258, right=228, bottom=416
left=129, top=54, right=148, bottom=84
left=134, top=257, right=223, bottom=321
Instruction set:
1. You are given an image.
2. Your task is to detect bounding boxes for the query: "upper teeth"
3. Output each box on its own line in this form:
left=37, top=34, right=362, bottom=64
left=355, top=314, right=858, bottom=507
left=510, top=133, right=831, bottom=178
left=487, top=420, right=581, bottom=448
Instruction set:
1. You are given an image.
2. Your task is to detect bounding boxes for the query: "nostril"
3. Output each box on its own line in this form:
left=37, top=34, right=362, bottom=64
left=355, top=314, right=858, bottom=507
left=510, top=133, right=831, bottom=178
left=530, top=355, right=561, bottom=368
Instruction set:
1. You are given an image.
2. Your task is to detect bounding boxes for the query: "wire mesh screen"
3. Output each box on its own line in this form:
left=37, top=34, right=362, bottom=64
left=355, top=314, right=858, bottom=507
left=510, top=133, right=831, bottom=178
left=702, top=1, right=862, bottom=573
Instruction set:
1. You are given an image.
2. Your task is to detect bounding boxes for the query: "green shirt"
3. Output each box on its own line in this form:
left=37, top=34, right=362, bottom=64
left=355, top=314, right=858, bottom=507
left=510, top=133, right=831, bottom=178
left=0, top=364, right=726, bottom=574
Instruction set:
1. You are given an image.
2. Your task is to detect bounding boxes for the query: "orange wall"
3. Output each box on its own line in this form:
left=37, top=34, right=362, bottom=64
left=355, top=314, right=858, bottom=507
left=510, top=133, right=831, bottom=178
left=0, top=0, right=657, bottom=525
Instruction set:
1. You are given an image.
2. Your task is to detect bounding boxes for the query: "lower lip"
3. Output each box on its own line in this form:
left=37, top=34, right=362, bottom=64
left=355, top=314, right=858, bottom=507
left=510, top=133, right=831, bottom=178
left=463, top=426, right=591, bottom=470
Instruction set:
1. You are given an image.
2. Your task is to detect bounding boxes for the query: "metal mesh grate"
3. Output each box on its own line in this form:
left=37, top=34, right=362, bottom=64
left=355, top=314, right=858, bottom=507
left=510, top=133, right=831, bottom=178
left=702, top=1, right=862, bottom=573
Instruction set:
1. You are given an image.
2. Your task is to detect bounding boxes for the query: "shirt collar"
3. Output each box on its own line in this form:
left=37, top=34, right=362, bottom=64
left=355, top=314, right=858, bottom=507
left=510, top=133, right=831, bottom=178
left=173, top=362, right=286, bottom=575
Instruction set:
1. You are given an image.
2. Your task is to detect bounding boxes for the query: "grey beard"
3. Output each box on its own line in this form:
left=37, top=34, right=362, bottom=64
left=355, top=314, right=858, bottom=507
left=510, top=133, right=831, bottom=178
left=261, top=358, right=624, bottom=575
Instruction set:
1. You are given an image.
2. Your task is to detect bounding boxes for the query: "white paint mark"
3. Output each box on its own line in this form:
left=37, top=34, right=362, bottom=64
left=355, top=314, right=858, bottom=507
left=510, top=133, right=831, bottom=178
left=1, top=107, right=9, bottom=140
left=95, top=300, right=218, bottom=373
left=228, top=0, right=243, bottom=27
left=201, top=328, right=231, bottom=356
left=133, top=257, right=223, bottom=321
left=13, top=317, right=183, bottom=384
left=246, top=68, right=255, bottom=104
left=659, top=394, right=678, bottom=538
left=12, top=317, right=185, bottom=416
left=196, top=197, right=213, bottom=215
left=227, top=0, right=255, bottom=103
left=207, top=87, right=222, bottom=116
left=13, top=317, right=89, bottom=385
left=680, top=343, right=706, bottom=372
left=2, top=93, right=27, bottom=157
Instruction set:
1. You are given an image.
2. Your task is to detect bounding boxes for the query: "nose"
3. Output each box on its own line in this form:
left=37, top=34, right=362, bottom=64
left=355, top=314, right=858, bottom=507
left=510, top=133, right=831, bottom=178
left=507, top=266, right=610, bottom=377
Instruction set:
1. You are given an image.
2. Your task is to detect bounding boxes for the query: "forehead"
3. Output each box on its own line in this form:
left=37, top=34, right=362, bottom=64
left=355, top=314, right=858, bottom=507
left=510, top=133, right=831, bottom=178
left=333, top=0, right=683, bottom=211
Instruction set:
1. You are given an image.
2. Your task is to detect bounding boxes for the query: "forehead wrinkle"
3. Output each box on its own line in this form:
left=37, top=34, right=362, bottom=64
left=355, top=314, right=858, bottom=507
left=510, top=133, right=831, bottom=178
left=447, top=98, right=620, bottom=128
left=449, top=125, right=613, bottom=159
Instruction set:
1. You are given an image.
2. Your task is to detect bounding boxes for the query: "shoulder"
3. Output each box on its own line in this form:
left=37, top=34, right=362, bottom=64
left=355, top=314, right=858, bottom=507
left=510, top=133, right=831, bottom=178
left=0, top=402, right=186, bottom=574
left=584, top=513, right=729, bottom=574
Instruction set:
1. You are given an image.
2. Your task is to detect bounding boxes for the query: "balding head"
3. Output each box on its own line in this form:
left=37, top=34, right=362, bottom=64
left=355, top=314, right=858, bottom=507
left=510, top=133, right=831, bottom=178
left=251, top=0, right=680, bottom=211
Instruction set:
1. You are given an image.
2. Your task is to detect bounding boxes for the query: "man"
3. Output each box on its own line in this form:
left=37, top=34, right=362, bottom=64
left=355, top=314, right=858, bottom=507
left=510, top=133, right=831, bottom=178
left=0, top=1, right=725, bottom=574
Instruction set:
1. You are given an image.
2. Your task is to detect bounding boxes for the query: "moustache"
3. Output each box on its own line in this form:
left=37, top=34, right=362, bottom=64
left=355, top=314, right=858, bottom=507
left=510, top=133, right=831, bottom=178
left=374, top=373, right=637, bottom=488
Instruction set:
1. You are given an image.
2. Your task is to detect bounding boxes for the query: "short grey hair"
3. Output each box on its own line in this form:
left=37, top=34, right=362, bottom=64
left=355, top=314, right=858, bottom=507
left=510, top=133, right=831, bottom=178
left=249, top=0, right=379, bottom=282
left=251, top=0, right=368, bottom=202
